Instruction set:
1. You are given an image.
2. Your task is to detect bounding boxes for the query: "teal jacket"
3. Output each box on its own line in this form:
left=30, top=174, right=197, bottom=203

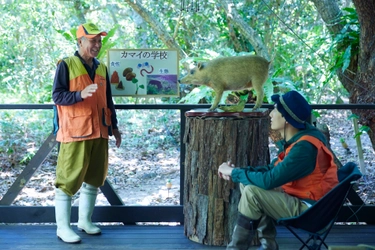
left=231, top=123, right=329, bottom=190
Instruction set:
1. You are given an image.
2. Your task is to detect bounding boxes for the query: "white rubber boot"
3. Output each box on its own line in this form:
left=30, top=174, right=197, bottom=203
left=55, top=188, right=81, bottom=243
left=77, top=183, right=101, bottom=235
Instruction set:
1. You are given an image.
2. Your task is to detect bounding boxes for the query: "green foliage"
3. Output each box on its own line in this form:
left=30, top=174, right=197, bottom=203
left=353, top=126, right=370, bottom=139
left=0, top=0, right=356, bottom=106
left=98, top=24, right=120, bottom=60
left=348, top=114, right=359, bottom=120
left=0, top=1, right=70, bottom=103
left=272, top=78, right=297, bottom=93
left=321, top=7, right=359, bottom=104
left=0, top=0, right=367, bottom=168
left=177, top=1, right=352, bottom=106
left=179, top=85, right=214, bottom=105
left=54, top=27, right=77, bottom=45
left=329, top=7, right=359, bottom=73
left=312, top=110, right=320, bottom=119
left=347, top=113, right=370, bottom=139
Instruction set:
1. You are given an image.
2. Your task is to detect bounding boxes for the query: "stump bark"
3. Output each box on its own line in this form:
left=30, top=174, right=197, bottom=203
left=183, top=109, right=270, bottom=246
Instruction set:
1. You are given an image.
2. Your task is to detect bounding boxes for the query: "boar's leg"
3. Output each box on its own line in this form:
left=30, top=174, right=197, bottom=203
left=209, top=88, right=224, bottom=111
left=252, top=84, right=264, bottom=110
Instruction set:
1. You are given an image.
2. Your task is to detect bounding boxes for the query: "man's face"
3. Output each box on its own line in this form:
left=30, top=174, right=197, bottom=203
left=270, top=104, right=286, bottom=131
left=79, top=35, right=102, bottom=59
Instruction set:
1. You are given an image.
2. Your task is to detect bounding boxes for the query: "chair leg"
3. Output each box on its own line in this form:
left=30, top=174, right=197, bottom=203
left=308, top=236, right=320, bottom=250
left=303, top=235, right=328, bottom=250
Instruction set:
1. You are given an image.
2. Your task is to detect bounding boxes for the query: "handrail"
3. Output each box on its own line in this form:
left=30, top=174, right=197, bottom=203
left=1, top=103, right=375, bottom=110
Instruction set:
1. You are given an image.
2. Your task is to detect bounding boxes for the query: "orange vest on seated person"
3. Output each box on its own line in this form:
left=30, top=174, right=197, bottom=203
left=275, top=135, right=339, bottom=201
left=56, top=56, right=112, bottom=143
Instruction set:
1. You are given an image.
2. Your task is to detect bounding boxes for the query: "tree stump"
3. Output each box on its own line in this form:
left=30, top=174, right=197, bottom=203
left=183, top=109, right=270, bottom=246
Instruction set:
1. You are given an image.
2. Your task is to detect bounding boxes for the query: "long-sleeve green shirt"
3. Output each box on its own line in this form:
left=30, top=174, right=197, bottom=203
left=231, top=123, right=329, bottom=191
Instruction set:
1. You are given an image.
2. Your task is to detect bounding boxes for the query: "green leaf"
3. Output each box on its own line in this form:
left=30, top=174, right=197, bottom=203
left=263, top=78, right=274, bottom=103
left=98, top=24, right=120, bottom=60
left=347, top=114, right=359, bottom=120
left=360, top=126, right=370, bottom=133
left=312, top=110, right=320, bottom=118
left=354, top=132, right=362, bottom=139
left=341, top=45, right=351, bottom=73
left=178, top=86, right=213, bottom=104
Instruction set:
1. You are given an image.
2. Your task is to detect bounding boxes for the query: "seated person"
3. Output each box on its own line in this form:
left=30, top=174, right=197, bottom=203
left=218, top=90, right=338, bottom=250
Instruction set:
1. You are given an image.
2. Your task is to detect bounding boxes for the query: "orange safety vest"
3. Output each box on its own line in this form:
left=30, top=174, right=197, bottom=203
left=56, top=56, right=112, bottom=143
left=275, top=135, right=339, bottom=201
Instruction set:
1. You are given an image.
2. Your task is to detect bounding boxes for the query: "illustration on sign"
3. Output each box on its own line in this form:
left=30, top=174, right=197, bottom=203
left=107, top=49, right=179, bottom=97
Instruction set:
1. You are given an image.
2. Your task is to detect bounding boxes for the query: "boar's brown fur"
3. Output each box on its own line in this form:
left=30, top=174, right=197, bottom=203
left=180, top=55, right=270, bottom=111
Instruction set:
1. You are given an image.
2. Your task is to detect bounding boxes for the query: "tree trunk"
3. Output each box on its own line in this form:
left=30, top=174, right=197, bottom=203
left=183, top=110, right=270, bottom=246
left=350, top=0, right=375, bottom=150
left=124, top=0, right=187, bottom=59
left=313, top=0, right=375, bottom=151
left=217, top=0, right=270, bottom=60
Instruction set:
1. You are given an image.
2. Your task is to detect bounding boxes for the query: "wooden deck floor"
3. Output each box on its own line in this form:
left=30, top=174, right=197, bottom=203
left=0, top=224, right=374, bottom=249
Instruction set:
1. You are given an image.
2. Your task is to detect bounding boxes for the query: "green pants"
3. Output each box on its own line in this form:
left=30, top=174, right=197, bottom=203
left=238, top=184, right=309, bottom=248
left=238, top=184, right=309, bottom=220
left=55, top=138, right=108, bottom=196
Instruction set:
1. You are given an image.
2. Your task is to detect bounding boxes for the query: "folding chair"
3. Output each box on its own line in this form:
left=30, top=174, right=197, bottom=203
left=277, top=162, right=363, bottom=250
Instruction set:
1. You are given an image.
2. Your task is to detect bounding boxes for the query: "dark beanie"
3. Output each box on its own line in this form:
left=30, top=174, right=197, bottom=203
left=271, top=91, right=312, bottom=129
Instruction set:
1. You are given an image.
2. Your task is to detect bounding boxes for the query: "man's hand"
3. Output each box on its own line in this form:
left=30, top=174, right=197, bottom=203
left=112, top=129, right=122, bottom=148
left=81, top=84, right=98, bottom=99
left=218, top=161, right=235, bottom=181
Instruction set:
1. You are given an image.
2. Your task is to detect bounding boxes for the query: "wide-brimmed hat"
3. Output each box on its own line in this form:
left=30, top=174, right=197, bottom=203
left=76, top=23, right=107, bottom=39
left=271, top=90, right=312, bottom=129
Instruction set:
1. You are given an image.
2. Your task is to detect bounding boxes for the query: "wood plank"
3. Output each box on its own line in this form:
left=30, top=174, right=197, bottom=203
left=1, top=205, right=374, bottom=224
left=0, top=225, right=374, bottom=250
left=0, top=206, right=184, bottom=223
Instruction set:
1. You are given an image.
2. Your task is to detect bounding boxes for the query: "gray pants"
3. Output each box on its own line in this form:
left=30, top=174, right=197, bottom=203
left=238, top=184, right=309, bottom=249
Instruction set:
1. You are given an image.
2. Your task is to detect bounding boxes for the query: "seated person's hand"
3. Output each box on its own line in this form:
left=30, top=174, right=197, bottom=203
left=218, top=161, right=235, bottom=181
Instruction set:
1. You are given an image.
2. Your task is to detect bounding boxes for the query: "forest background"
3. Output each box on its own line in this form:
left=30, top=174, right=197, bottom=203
left=0, top=0, right=374, bottom=207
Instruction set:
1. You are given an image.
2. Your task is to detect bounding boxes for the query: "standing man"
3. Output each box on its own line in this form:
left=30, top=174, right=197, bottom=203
left=218, top=91, right=338, bottom=250
left=52, top=23, right=122, bottom=244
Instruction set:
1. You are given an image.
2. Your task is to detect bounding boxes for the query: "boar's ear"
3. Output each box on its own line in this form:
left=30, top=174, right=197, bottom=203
left=197, top=62, right=205, bottom=70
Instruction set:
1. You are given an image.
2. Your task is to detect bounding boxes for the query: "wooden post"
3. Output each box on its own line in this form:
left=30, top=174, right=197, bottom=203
left=183, top=109, right=270, bottom=246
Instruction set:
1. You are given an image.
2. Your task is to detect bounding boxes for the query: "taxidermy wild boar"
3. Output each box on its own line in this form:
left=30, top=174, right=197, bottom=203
left=180, top=55, right=270, bottom=111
